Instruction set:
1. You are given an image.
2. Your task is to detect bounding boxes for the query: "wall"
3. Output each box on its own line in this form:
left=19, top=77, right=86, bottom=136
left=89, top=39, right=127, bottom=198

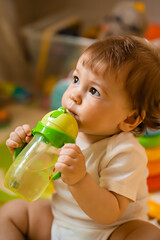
left=13, top=0, right=160, bottom=28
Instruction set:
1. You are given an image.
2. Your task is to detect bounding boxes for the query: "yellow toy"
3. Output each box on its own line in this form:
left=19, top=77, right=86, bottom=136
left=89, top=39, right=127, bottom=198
left=146, top=145, right=160, bottom=162
left=148, top=200, right=160, bottom=221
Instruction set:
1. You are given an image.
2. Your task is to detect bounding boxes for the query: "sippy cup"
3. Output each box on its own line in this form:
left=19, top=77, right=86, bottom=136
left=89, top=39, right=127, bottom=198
left=4, top=107, right=78, bottom=202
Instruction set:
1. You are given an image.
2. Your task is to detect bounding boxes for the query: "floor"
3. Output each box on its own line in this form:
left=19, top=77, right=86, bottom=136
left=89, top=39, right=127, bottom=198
left=0, top=103, right=47, bottom=143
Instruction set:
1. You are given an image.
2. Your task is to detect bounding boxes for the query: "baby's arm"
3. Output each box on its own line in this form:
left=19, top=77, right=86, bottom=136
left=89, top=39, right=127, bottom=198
left=55, top=143, right=129, bottom=225
left=69, top=172, right=129, bottom=225
left=6, top=124, right=33, bottom=156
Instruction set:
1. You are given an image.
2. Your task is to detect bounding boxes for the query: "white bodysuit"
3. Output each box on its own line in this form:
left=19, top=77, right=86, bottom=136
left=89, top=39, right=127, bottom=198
left=51, top=132, right=149, bottom=240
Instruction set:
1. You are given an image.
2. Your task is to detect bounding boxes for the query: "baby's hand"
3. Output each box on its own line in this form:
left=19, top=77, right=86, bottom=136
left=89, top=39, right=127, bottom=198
left=55, top=143, right=86, bottom=186
left=6, top=124, right=33, bottom=156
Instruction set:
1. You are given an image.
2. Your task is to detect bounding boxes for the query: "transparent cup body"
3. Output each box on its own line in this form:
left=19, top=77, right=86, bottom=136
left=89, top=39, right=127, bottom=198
left=4, top=134, right=58, bottom=201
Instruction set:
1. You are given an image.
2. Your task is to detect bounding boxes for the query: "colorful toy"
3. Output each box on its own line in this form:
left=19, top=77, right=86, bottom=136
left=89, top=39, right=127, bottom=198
left=138, top=133, right=160, bottom=148
left=139, top=130, right=160, bottom=193
left=42, top=76, right=58, bottom=95
left=148, top=197, right=160, bottom=221
left=50, top=74, right=72, bottom=110
left=139, top=130, right=160, bottom=192
left=147, top=159, right=160, bottom=176
left=0, top=81, right=30, bottom=103
left=144, top=129, right=160, bottom=136
left=99, top=1, right=148, bottom=39
left=147, top=175, right=160, bottom=192
left=4, top=107, right=78, bottom=202
left=145, top=24, right=160, bottom=41
left=0, top=108, right=11, bottom=128
left=145, top=145, right=160, bottom=162
left=138, top=129, right=160, bottom=220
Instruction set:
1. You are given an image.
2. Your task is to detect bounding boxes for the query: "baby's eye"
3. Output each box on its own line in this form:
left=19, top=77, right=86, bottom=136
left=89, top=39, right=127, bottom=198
left=89, top=87, right=100, bottom=96
left=73, top=76, right=80, bottom=84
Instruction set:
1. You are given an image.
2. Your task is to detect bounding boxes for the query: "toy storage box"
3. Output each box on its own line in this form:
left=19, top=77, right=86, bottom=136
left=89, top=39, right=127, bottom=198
left=21, top=11, right=94, bottom=94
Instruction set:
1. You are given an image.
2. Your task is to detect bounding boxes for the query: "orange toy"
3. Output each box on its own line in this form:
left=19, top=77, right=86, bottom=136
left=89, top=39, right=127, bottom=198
left=147, top=174, right=160, bottom=192
left=147, top=160, right=160, bottom=176
left=145, top=24, right=160, bottom=40
left=0, top=108, right=11, bottom=127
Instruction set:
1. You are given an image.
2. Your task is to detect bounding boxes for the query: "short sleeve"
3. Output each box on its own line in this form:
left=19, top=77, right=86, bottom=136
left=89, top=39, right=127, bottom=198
left=99, top=132, right=148, bottom=201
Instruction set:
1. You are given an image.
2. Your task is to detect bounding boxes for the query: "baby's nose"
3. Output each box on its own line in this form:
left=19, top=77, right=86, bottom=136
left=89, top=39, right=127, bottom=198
left=70, top=91, right=82, bottom=105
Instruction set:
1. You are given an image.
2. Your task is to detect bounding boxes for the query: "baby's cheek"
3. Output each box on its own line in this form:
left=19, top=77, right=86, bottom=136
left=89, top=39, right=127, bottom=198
left=61, top=91, right=68, bottom=105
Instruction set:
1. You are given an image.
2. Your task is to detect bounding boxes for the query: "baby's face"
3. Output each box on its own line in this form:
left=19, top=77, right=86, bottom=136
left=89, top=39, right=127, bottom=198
left=62, top=57, right=132, bottom=138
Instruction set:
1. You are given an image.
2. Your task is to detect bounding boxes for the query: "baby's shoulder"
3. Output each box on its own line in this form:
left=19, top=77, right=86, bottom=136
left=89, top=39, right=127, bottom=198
left=106, top=132, right=146, bottom=159
left=108, top=132, right=140, bottom=147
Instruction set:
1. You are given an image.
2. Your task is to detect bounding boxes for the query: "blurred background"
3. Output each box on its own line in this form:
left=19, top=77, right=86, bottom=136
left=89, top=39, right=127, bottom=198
left=0, top=0, right=160, bottom=224
left=0, top=0, right=160, bottom=112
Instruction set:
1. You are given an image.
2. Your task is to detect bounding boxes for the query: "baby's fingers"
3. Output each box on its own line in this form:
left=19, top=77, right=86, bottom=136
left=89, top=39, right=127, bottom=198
left=6, top=124, right=32, bottom=156
left=22, top=124, right=32, bottom=137
left=6, top=138, right=19, bottom=155
left=25, top=135, right=33, bottom=143
left=9, top=131, right=23, bottom=145
left=14, top=126, right=28, bottom=142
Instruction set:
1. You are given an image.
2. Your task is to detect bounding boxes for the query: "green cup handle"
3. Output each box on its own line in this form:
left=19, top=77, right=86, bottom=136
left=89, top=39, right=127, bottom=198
left=51, top=171, right=61, bottom=180
left=50, top=141, right=69, bottom=181
left=14, top=142, right=27, bottom=159
left=14, top=129, right=34, bottom=159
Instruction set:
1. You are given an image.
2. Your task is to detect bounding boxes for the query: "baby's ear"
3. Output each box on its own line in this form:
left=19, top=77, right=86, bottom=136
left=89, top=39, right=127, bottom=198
left=119, top=110, right=145, bottom=132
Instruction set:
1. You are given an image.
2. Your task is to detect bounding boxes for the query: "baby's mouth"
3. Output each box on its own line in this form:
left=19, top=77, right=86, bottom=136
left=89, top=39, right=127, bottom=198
left=67, top=109, right=77, bottom=118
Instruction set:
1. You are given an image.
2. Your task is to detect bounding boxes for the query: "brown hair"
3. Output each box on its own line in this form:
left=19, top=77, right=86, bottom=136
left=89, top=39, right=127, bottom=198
left=80, top=36, right=160, bottom=135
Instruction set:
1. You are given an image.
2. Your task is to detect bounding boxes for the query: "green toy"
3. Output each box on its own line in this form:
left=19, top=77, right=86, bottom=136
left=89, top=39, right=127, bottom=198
left=138, top=133, right=160, bottom=148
